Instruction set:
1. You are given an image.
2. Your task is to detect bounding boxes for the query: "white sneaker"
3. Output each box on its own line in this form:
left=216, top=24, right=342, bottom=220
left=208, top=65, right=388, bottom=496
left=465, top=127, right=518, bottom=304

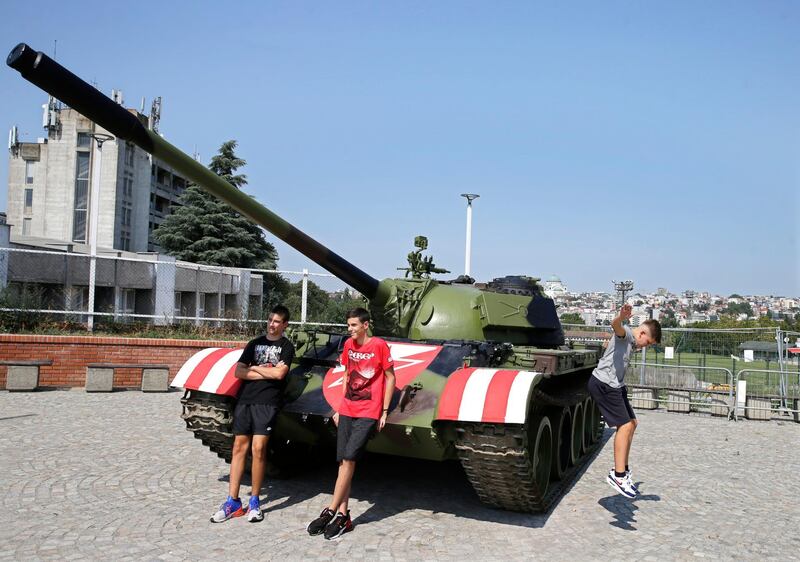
left=607, top=469, right=636, bottom=499
left=625, top=470, right=639, bottom=495
left=246, top=496, right=264, bottom=523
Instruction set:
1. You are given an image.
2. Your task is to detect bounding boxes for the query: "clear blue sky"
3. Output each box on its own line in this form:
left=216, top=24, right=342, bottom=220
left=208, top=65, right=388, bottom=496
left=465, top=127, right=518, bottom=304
left=2, top=1, right=798, bottom=297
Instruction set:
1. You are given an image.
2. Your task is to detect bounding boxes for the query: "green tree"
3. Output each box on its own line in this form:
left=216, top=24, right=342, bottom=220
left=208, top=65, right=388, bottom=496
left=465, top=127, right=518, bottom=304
left=559, top=312, right=585, bottom=325
left=153, top=140, right=277, bottom=269
left=323, top=289, right=366, bottom=324
left=720, top=302, right=754, bottom=317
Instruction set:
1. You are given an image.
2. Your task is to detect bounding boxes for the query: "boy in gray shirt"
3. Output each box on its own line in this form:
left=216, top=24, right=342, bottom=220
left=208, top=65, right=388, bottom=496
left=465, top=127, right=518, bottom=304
left=587, top=303, right=661, bottom=498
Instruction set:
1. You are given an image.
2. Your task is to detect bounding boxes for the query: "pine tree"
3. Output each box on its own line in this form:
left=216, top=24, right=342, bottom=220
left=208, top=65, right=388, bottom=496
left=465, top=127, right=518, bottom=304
left=153, top=141, right=277, bottom=269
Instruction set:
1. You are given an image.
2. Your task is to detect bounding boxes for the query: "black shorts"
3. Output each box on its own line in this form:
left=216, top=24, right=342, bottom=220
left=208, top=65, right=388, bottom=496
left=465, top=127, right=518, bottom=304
left=232, top=403, right=279, bottom=436
left=336, top=415, right=377, bottom=462
left=587, top=376, right=636, bottom=428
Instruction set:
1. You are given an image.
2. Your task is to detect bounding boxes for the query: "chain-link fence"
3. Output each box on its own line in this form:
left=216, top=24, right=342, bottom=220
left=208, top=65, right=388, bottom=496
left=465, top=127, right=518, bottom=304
left=0, top=247, right=359, bottom=336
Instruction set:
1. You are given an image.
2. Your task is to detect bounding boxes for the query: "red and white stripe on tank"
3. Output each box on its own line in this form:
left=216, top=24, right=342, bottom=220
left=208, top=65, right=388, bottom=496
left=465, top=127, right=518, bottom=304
left=171, top=344, right=542, bottom=424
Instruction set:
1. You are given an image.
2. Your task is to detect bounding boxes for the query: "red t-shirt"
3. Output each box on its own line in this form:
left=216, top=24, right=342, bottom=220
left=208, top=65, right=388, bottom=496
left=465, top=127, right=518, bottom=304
left=338, top=337, right=393, bottom=420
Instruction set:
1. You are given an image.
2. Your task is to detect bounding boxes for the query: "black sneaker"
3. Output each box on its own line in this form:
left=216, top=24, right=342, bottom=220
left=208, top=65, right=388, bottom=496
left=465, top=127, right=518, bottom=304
left=307, top=507, right=335, bottom=535
left=323, top=510, right=353, bottom=540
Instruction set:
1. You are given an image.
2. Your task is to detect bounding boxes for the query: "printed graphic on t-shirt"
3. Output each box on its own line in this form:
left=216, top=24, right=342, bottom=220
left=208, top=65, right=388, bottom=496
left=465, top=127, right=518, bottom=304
left=344, top=348, right=378, bottom=401
left=254, top=344, right=283, bottom=367
left=345, top=369, right=374, bottom=401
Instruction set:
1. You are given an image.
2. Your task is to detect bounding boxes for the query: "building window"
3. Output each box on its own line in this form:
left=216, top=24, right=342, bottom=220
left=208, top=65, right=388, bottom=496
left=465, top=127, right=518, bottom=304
left=121, top=289, right=136, bottom=314
left=125, top=142, right=135, bottom=167
left=22, top=218, right=31, bottom=235
left=76, top=132, right=91, bottom=148
left=121, top=207, right=132, bottom=227
left=123, top=175, right=134, bottom=198
left=174, top=292, right=182, bottom=317
left=72, top=151, right=90, bottom=242
left=24, top=188, right=33, bottom=214
left=120, top=230, right=130, bottom=251
left=25, top=160, right=34, bottom=184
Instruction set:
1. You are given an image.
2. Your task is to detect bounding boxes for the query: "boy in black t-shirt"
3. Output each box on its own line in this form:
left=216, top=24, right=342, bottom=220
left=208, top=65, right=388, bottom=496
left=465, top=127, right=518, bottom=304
left=210, top=305, right=295, bottom=524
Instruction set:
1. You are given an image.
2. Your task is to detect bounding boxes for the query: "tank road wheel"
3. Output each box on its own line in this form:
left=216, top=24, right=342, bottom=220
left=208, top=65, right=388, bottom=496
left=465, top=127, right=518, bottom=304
left=570, top=402, right=583, bottom=466
left=549, top=407, right=572, bottom=480
left=582, top=397, right=595, bottom=453
left=453, top=414, right=553, bottom=512
left=530, top=415, right=554, bottom=499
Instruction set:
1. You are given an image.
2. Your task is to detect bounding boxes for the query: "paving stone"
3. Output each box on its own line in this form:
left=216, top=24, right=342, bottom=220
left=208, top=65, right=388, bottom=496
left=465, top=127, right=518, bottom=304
left=0, top=391, right=798, bottom=560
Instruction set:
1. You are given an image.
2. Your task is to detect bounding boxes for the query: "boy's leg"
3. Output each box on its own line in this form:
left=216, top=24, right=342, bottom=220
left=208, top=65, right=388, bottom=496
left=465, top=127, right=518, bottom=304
left=329, top=459, right=356, bottom=514
left=613, top=421, right=634, bottom=473
left=248, top=405, right=278, bottom=499
left=620, top=390, right=638, bottom=470
left=589, top=378, right=634, bottom=473
left=329, top=416, right=374, bottom=513
left=229, top=434, right=252, bottom=498
left=250, top=435, right=269, bottom=497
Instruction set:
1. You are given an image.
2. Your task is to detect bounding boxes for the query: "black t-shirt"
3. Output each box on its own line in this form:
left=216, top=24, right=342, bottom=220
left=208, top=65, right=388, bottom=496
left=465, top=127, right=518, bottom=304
left=236, top=335, right=295, bottom=405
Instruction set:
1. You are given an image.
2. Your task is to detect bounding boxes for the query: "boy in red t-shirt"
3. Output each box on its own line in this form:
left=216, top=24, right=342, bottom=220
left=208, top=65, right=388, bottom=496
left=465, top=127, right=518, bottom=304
left=306, top=307, right=395, bottom=540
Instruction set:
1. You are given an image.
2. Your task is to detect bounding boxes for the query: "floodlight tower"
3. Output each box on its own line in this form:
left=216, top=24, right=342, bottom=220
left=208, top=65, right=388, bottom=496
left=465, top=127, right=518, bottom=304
left=613, top=280, right=634, bottom=308
left=460, top=193, right=479, bottom=277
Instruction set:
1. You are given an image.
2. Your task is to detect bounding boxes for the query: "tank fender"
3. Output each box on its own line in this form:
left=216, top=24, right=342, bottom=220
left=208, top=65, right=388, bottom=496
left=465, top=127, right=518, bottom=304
left=170, top=347, right=244, bottom=397
left=433, top=368, right=543, bottom=424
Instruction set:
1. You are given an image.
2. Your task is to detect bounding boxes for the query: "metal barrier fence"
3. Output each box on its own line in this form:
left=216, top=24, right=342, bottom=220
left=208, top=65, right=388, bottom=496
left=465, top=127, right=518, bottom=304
left=733, top=368, right=800, bottom=422
left=0, top=247, right=355, bottom=333
left=626, top=362, right=735, bottom=418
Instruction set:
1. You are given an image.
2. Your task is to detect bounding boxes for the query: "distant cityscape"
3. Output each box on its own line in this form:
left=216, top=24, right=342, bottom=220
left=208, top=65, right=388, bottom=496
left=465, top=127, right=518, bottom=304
left=542, top=275, right=799, bottom=327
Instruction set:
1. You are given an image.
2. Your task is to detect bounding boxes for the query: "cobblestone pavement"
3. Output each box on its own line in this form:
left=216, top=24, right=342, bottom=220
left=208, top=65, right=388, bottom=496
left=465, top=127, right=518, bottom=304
left=1, top=391, right=798, bottom=561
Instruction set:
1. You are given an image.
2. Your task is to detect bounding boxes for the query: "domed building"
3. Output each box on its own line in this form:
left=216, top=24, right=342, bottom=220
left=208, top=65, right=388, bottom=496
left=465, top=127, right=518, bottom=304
left=543, top=274, right=568, bottom=299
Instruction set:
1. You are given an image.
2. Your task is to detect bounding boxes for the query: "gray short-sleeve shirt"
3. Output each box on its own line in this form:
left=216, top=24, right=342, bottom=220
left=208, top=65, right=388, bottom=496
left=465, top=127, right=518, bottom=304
left=591, top=325, right=635, bottom=388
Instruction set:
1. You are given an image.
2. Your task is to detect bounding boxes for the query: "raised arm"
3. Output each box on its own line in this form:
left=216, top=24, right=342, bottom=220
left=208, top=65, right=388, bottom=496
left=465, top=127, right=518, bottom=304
left=612, top=304, right=633, bottom=338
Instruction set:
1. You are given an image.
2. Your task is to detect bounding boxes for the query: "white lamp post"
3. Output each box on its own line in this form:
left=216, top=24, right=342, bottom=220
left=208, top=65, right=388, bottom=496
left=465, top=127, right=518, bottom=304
left=460, top=193, right=479, bottom=277
left=86, top=133, right=114, bottom=331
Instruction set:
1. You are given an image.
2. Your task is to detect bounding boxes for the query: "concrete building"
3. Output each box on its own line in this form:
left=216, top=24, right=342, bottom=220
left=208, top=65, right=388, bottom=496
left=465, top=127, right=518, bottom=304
left=0, top=222, right=263, bottom=326
left=6, top=95, right=187, bottom=252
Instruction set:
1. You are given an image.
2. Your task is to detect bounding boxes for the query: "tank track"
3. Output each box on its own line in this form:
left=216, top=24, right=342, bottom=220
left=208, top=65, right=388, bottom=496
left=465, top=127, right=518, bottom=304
left=180, top=390, right=236, bottom=463
left=453, top=381, right=602, bottom=513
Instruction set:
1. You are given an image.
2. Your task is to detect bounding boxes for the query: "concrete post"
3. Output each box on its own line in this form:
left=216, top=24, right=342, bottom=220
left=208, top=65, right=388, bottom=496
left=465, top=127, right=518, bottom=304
left=153, top=254, right=176, bottom=326
left=0, top=223, right=10, bottom=288
left=301, top=268, right=309, bottom=325
left=237, top=269, right=251, bottom=321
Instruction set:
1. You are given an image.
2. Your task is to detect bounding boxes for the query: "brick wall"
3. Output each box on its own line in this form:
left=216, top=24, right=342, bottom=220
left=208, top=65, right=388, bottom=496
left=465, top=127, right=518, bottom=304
left=0, top=334, right=247, bottom=389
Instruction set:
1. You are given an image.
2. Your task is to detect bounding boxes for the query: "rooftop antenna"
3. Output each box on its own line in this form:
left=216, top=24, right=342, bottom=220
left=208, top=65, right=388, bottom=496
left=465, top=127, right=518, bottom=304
left=8, top=125, right=19, bottom=155
left=53, top=39, right=57, bottom=60
left=140, top=97, right=146, bottom=113
left=149, top=96, right=162, bottom=133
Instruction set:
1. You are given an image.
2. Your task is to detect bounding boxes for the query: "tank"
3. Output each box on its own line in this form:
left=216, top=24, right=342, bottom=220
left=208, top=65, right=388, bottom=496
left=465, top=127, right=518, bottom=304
left=8, top=43, right=605, bottom=512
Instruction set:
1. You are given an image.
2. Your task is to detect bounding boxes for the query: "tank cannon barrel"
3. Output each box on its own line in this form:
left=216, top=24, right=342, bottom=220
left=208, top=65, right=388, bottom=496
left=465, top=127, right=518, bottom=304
left=6, top=43, right=381, bottom=300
